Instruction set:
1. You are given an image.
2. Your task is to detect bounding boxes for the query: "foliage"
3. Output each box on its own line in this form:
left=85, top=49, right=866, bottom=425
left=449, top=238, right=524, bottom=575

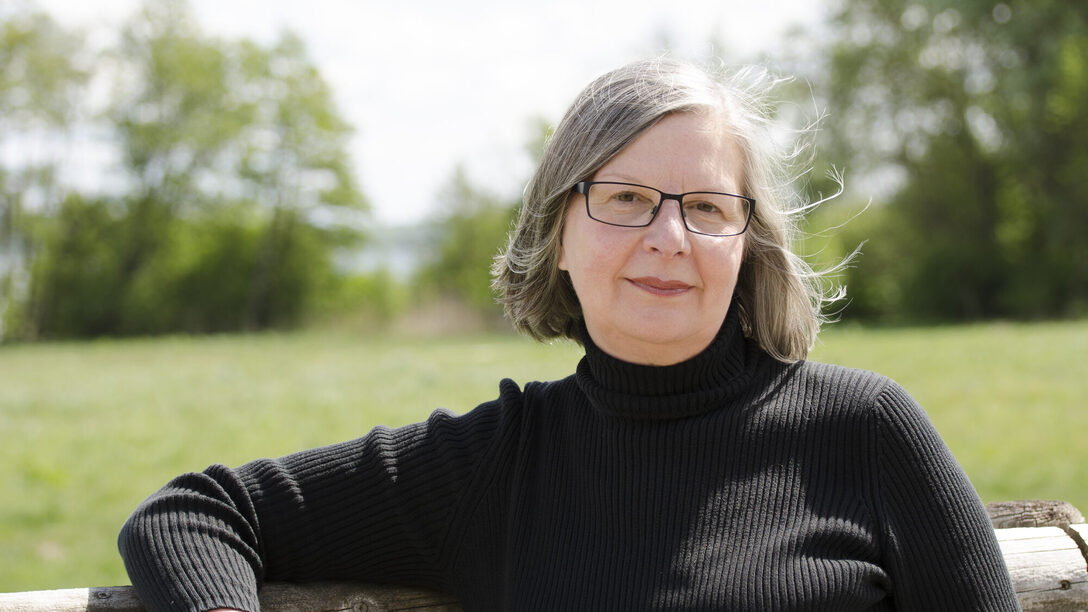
left=10, top=196, right=334, bottom=336
left=808, top=0, right=1088, bottom=321
left=0, top=5, right=88, bottom=339
left=308, top=268, right=410, bottom=332
left=0, top=4, right=86, bottom=124
left=0, top=0, right=368, bottom=339
left=414, top=165, right=517, bottom=319
left=17, top=195, right=127, bottom=338
left=411, top=117, right=552, bottom=323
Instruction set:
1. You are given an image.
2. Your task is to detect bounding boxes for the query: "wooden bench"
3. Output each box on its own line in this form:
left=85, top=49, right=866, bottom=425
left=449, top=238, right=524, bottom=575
left=2, top=501, right=1085, bottom=611
left=0, top=582, right=460, bottom=612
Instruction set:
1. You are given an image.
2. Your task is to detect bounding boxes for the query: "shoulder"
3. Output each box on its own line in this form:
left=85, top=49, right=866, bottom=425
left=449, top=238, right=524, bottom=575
left=492, top=372, right=584, bottom=419
left=787, top=359, right=905, bottom=410
left=409, top=374, right=578, bottom=446
left=788, top=363, right=953, bottom=470
left=774, top=360, right=936, bottom=441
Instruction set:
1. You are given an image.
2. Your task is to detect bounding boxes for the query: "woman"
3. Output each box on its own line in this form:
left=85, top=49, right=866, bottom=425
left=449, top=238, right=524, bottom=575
left=119, top=59, right=1018, bottom=611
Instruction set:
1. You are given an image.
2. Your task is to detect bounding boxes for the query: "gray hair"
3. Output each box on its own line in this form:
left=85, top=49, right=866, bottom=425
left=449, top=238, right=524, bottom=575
left=491, top=57, right=840, bottom=362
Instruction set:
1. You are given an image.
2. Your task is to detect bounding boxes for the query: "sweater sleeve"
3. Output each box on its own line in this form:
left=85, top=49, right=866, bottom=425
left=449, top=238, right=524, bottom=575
left=870, top=381, right=1019, bottom=610
left=118, top=381, right=521, bottom=612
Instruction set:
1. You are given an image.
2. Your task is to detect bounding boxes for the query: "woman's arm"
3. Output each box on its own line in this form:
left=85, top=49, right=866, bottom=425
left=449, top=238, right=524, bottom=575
left=118, top=463, right=266, bottom=612
left=119, top=391, right=516, bottom=612
left=870, top=382, right=1019, bottom=610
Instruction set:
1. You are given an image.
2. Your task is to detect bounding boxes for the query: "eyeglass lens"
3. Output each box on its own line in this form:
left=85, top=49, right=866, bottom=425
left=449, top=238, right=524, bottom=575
left=584, top=182, right=750, bottom=236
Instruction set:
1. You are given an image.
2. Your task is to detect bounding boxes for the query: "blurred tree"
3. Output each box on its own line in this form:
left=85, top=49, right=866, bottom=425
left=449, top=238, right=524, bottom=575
left=0, top=4, right=88, bottom=339
left=23, top=194, right=125, bottom=337
left=231, top=32, right=366, bottom=328
left=17, top=0, right=367, bottom=338
left=415, top=165, right=516, bottom=319
left=812, top=0, right=1088, bottom=320
left=412, top=117, right=554, bottom=326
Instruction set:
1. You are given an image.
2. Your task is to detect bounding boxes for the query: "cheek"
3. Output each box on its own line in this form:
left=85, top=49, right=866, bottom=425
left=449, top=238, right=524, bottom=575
left=557, top=208, right=599, bottom=276
left=733, top=236, right=747, bottom=273
left=704, top=238, right=746, bottom=291
left=557, top=202, right=578, bottom=272
left=558, top=226, right=578, bottom=273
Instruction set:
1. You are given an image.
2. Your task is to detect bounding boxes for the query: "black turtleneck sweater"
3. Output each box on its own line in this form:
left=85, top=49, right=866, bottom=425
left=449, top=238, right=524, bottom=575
left=118, top=311, right=1018, bottom=611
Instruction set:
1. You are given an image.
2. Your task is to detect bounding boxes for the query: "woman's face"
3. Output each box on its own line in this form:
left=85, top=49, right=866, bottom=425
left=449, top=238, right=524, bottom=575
left=559, top=112, right=747, bottom=365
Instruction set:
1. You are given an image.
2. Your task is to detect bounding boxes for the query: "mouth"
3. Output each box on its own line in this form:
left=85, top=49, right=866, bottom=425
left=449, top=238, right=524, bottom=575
left=627, top=276, right=694, bottom=296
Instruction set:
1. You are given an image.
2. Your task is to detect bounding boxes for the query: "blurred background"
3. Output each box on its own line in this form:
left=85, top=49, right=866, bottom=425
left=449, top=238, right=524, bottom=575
left=2, top=0, right=1086, bottom=338
left=1, top=0, right=1085, bottom=593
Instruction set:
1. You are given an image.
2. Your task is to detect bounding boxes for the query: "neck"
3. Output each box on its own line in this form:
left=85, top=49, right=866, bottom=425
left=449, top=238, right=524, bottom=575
left=583, top=322, right=720, bottom=366
left=574, top=307, right=763, bottom=419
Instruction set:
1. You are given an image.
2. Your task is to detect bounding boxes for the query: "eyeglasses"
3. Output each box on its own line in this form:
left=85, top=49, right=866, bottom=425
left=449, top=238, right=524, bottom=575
left=572, top=181, right=754, bottom=237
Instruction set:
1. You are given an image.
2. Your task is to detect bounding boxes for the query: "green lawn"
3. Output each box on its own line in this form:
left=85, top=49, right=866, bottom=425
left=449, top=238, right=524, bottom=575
left=1, top=320, right=1085, bottom=592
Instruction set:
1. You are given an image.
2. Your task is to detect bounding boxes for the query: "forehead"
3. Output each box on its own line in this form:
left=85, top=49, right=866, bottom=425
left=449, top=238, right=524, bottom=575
left=593, top=112, right=744, bottom=193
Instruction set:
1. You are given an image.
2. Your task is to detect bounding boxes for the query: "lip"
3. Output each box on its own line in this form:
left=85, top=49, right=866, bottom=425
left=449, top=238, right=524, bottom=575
left=627, top=276, right=693, bottom=296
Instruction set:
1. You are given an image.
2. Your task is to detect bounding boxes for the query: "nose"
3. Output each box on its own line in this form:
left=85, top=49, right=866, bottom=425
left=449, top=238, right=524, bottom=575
left=642, top=198, right=690, bottom=256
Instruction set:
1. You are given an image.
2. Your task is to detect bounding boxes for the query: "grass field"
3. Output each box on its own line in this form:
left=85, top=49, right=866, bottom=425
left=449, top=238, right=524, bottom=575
left=1, top=320, right=1085, bottom=592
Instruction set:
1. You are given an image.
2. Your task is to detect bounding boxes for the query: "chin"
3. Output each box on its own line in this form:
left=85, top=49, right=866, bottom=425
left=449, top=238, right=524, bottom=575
left=626, top=323, right=709, bottom=350
left=629, top=311, right=706, bottom=337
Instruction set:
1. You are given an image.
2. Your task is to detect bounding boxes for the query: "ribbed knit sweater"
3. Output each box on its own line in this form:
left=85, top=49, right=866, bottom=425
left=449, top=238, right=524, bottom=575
left=118, top=310, right=1018, bottom=611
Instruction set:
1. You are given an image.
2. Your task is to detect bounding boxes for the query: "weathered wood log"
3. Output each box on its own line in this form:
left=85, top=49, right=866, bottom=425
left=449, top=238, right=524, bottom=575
left=987, top=499, right=1086, bottom=528
left=2, top=500, right=1086, bottom=612
left=985, top=499, right=1088, bottom=610
left=5, top=537, right=1088, bottom=612
left=995, top=526, right=1088, bottom=611
left=0, top=582, right=461, bottom=612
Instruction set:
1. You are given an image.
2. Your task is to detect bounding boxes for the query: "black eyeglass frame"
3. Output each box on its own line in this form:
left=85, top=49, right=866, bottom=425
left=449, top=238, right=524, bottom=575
left=572, top=181, right=756, bottom=237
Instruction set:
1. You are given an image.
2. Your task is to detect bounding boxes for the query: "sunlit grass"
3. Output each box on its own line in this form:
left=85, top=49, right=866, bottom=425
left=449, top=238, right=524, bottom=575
left=0, top=331, right=582, bottom=591
left=1, top=319, right=1085, bottom=591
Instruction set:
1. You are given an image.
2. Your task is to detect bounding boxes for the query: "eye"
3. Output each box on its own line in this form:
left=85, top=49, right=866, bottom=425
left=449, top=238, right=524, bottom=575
left=684, top=199, right=724, bottom=216
left=613, top=190, right=651, bottom=204
left=690, top=200, right=721, bottom=214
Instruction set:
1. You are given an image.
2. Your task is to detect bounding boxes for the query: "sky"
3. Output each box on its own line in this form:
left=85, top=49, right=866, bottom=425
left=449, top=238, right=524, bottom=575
left=35, top=0, right=829, bottom=226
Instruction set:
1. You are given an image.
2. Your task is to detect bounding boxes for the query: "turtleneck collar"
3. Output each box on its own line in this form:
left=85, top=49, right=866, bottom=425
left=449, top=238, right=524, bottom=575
left=574, top=306, right=763, bottom=420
